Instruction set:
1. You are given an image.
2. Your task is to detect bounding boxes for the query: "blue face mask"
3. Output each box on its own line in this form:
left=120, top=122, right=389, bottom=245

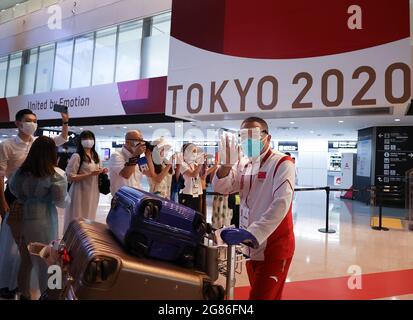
left=241, top=138, right=264, bottom=159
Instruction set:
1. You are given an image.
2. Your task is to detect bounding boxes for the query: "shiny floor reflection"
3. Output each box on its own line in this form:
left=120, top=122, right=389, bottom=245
left=55, top=189, right=413, bottom=300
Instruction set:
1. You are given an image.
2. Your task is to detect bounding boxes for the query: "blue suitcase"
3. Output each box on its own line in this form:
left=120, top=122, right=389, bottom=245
left=107, top=186, right=207, bottom=266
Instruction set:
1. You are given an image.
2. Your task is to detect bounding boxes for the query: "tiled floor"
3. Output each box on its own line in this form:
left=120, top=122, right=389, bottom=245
left=24, top=188, right=413, bottom=300
left=229, top=191, right=413, bottom=300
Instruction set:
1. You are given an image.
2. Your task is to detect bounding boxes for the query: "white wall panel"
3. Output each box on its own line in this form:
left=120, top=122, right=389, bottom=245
left=296, top=151, right=313, bottom=169
left=298, top=168, right=313, bottom=186
left=313, top=151, right=329, bottom=169
left=296, top=139, right=329, bottom=186
left=312, top=168, right=328, bottom=186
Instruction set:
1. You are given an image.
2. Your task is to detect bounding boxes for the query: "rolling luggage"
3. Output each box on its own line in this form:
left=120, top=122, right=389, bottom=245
left=41, top=219, right=224, bottom=300
left=106, top=186, right=206, bottom=266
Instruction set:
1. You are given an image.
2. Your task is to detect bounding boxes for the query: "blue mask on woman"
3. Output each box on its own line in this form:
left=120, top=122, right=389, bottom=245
left=241, top=138, right=264, bottom=159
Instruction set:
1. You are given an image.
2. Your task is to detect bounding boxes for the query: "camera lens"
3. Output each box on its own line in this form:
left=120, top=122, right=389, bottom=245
left=144, top=141, right=154, bottom=151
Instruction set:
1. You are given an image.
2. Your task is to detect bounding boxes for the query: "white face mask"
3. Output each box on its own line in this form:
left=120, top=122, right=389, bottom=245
left=189, top=153, right=197, bottom=161
left=20, top=122, right=38, bottom=136
left=81, top=139, right=94, bottom=149
left=152, top=147, right=163, bottom=165
left=184, top=147, right=198, bottom=163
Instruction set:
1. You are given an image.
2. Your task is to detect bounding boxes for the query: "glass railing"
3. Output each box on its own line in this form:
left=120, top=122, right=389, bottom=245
left=0, top=10, right=171, bottom=98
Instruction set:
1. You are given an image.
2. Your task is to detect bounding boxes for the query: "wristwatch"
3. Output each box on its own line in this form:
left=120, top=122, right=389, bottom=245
left=125, top=157, right=139, bottom=166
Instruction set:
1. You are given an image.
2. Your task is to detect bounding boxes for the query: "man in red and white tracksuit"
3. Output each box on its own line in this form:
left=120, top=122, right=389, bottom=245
left=212, top=117, right=295, bottom=300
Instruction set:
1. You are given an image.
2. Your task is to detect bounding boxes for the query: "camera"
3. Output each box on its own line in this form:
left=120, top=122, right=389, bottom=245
left=144, top=140, right=155, bottom=152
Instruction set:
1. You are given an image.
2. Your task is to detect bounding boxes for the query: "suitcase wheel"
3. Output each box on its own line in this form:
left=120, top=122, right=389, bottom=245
left=143, top=202, right=159, bottom=220
left=84, top=258, right=118, bottom=285
left=203, top=282, right=225, bottom=300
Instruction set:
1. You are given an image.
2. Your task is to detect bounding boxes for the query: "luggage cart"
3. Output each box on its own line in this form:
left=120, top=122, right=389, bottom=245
left=29, top=231, right=248, bottom=300
left=203, top=234, right=250, bottom=300
left=223, top=244, right=246, bottom=300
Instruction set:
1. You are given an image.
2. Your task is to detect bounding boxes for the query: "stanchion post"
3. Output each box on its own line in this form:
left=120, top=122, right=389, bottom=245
left=372, top=186, right=389, bottom=231
left=319, top=186, right=336, bottom=234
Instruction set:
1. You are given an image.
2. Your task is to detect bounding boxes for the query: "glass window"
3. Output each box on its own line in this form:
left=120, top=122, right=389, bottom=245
left=6, top=52, right=22, bottom=97
left=141, top=12, right=171, bottom=79
left=0, top=56, right=8, bottom=98
left=36, top=44, right=56, bottom=93
left=71, top=33, right=94, bottom=88
left=53, top=39, right=74, bottom=91
left=151, top=12, right=171, bottom=36
left=92, top=26, right=117, bottom=85
left=21, top=48, right=38, bottom=95
left=115, top=20, right=143, bottom=82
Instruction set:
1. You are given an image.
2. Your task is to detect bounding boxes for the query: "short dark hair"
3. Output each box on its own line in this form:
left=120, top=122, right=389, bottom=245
left=241, top=117, right=269, bottom=134
left=285, top=152, right=291, bottom=156
left=15, top=109, right=35, bottom=122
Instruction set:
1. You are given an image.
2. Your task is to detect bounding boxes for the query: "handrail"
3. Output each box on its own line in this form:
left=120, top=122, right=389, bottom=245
left=205, top=185, right=387, bottom=234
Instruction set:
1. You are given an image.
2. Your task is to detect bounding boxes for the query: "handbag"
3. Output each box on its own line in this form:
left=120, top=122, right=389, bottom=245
left=98, top=172, right=111, bottom=195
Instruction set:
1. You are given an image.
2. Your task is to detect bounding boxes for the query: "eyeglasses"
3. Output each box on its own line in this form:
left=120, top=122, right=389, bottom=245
left=126, top=139, right=144, bottom=143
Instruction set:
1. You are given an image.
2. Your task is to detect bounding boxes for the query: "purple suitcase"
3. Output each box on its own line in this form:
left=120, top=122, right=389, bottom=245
left=39, top=220, right=224, bottom=300
left=107, top=186, right=207, bottom=266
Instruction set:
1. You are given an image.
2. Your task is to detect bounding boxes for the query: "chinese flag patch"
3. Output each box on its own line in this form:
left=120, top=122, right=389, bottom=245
left=258, top=171, right=266, bottom=179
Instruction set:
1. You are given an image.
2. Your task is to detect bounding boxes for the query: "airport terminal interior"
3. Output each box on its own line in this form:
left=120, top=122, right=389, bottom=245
left=0, top=0, right=412, bottom=301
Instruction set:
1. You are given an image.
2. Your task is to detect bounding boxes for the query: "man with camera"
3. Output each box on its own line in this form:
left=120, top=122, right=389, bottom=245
left=109, top=130, right=155, bottom=196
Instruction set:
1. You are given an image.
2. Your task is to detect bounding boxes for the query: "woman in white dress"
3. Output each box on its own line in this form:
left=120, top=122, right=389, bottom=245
left=64, top=131, right=108, bottom=232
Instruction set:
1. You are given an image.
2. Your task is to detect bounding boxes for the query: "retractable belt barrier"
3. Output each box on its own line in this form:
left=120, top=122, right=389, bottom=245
left=206, top=185, right=381, bottom=234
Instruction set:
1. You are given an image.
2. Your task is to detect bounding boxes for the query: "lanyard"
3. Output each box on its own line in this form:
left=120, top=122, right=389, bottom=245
left=242, top=149, right=272, bottom=209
